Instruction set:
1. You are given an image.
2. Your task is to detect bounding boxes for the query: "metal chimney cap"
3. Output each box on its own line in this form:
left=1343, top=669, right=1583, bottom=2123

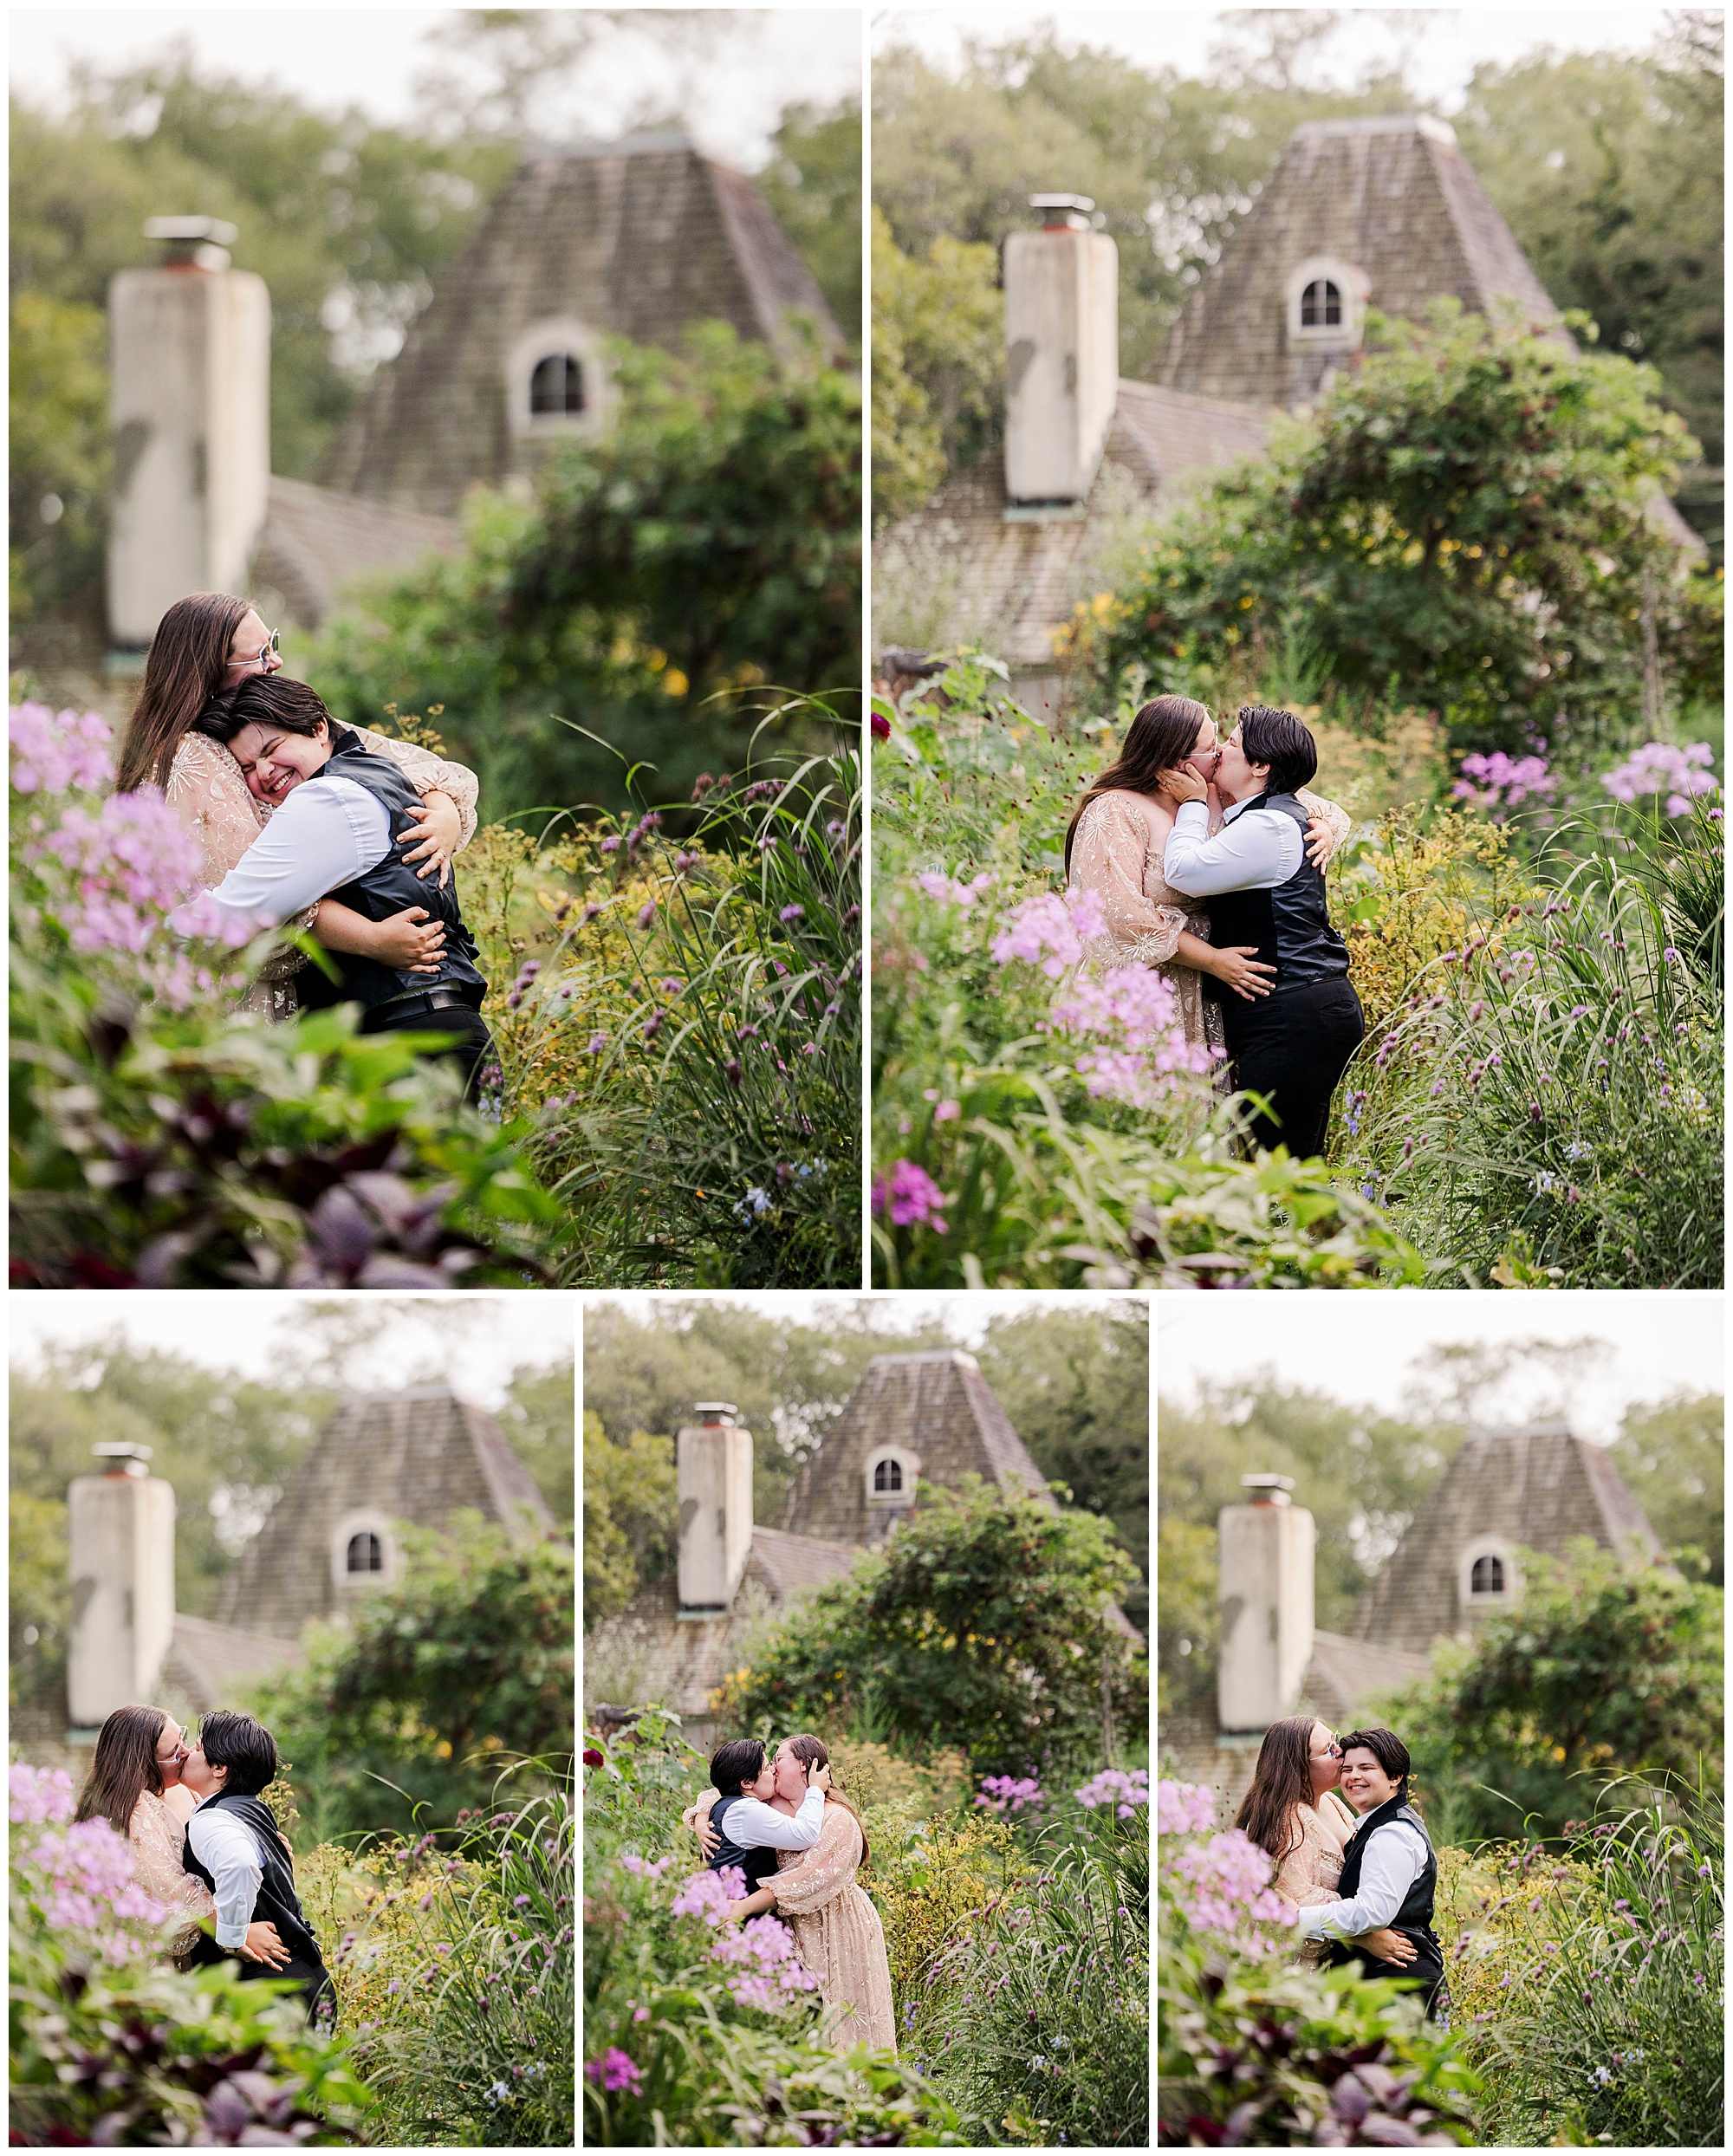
left=94, top=1441, right=153, bottom=1477
left=1241, top=1472, right=1295, bottom=1504
left=143, top=216, right=238, bottom=244
left=1029, top=192, right=1094, bottom=213
left=693, top=1401, right=740, bottom=1423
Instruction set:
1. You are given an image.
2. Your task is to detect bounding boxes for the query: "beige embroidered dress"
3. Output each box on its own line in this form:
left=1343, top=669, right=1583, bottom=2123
left=772, top=1802, right=897, bottom=2056
left=127, top=1790, right=217, bottom=1960
left=165, top=728, right=480, bottom=1020
left=1068, top=786, right=1353, bottom=1061
left=1270, top=1790, right=1359, bottom=1971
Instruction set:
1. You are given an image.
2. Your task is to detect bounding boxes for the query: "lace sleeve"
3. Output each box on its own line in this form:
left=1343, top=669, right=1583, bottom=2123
left=769, top=1803, right=863, bottom=1915
left=128, top=1794, right=216, bottom=1919
left=1272, top=1809, right=1344, bottom=1909
left=164, top=736, right=317, bottom=934
left=353, top=727, right=479, bottom=853
left=1295, top=787, right=1353, bottom=862
left=1069, top=794, right=1189, bottom=965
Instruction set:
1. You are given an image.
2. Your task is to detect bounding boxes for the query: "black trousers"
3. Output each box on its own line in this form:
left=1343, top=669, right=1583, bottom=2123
left=179, top=1930, right=334, bottom=2024
left=1220, top=973, right=1365, bottom=1160
left=360, top=999, right=495, bottom=1097
left=1334, top=1937, right=1449, bottom=2021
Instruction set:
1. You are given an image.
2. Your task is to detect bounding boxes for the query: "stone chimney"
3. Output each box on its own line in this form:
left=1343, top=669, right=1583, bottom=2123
left=676, top=1403, right=753, bottom=1618
left=107, top=216, right=271, bottom=650
left=1217, top=1473, right=1315, bottom=1733
left=1003, top=193, right=1119, bottom=507
left=68, top=1443, right=176, bottom=1734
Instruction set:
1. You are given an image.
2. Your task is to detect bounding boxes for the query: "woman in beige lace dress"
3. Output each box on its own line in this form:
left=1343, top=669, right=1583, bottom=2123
left=73, top=1705, right=289, bottom=1972
left=1233, top=1716, right=1418, bottom=1975
left=115, top=592, right=479, bottom=1019
left=1064, top=695, right=1350, bottom=1068
left=689, top=1736, right=898, bottom=2055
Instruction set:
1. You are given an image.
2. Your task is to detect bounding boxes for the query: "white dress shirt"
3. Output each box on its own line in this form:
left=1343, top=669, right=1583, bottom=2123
left=185, top=1796, right=266, bottom=1951
left=1295, top=1816, right=1430, bottom=1941
left=201, top=774, right=393, bottom=928
left=717, top=1784, right=827, bottom=1851
left=1162, top=791, right=1302, bottom=899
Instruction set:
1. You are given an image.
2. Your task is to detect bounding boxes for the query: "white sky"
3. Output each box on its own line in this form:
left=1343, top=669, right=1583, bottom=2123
left=1157, top=1293, right=1724, bottom=1444
left=8, top=6, right=864, bottom=171
left=7, top=1293, right=574, bottom=1406
left=581, top=1289, right=1138, bottom=1346
left=873, top=7, right=1687, bottom=105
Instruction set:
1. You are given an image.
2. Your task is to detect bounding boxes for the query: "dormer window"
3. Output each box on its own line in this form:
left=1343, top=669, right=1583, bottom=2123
left=1458, top=1536, right=1517, bottom=1615
left=1287, top=257, right=1368, bottom=352
left=865, top=1447, right=920, bottom=1510
left=873, top=1458, right=902, bottom=1494
left=529, top=354, right=585, bottom=416
left=508, top=317, right=607, bottom=443
left=1470, top=1553, right=1503, bottom=1596
left=331, top=1509, right=397, bottom=1594
left=346, top=1530, right=383, bottom=1575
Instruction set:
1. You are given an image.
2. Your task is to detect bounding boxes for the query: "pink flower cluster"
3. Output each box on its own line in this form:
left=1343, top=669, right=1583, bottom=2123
left=1600, top=739, right=1718, bottom=817
left=10, top=702, right=116, bottom=796
left=1075, top=1767, right=1149, bottom=1817
left=975, top=1775, right=1046, bottom=1815
left=915, top=867, right=996, bottom=911
left=1164, top=1827, right=1298, bottom=1952
left=709, top=1912, right=823, bottom=2011
left=1156, top=1779, right=1218, bottom=1836
left=991, top=886, right=1105, bottom=978
left=1048, top=966, right=1216, bottom=1108
left=1452, top=750, right=1557, bottom=820
left=670, top=1864, right=749, bottom=1922
left=585, top=2047, right=643, bottom=2094
left=10, top=1765, right=174, bottom=1967
left=872, top=1158, right=949, bottom=1231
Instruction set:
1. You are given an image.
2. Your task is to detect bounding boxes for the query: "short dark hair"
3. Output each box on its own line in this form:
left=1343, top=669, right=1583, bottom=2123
left=1236, top=705, right=1318, bottom=796
left=1340, top=1726, right=1411, bottom=1794
left=200, top=1710, right=278, bottom=1797
left=710, top=1737, right=766, bottom=1797
left=197, top=672, right=333, bottom=746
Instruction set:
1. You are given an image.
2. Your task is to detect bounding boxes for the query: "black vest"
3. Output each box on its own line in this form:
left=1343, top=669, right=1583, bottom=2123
left=308, top=728, right=487, bottom=1012
left=1327, top=1796, right=1446, bottom=2014
left=1202, top=792, right=1349, bottom=1003
left=182, top=1790, right=329, bottom=1994
left=708, top=1792, right=781, bottom=1893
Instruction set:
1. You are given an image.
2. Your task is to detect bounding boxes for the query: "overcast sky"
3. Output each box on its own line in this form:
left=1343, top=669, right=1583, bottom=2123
left=581, top=1289, right=1138, bottom=1347
left=8, top=1293, right=574, bottom=1407
left=1158, top=1293, right=1723, bottom=1444
left=9, top=7, right=863, bottom=170
left=874, top=7, right=1684, bottom=102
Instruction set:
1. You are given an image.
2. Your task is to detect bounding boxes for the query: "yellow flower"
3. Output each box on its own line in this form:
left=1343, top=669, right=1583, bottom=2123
left=663, top=669, right=690, bottom=697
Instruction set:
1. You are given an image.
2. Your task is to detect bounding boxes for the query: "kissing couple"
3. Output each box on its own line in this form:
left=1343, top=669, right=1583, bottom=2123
left=1066, top=697, right=1364, bottom=1159
left=75, top=1704, right=334, bottom=2024
left=1236, top=1718, right=1450, bottom=2022
left=679, top=1733, right=896, bottom=2055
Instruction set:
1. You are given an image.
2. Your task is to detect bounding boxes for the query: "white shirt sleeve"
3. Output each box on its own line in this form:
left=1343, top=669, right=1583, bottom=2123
left=185, top=1802, right=263, bottom=1951
left=195, top=775, right=393, bottom=927
left=1295, top=1821, right=1429, bottom=1940
left=721, top=1786, right=827, bottom=1851
left=1162, top=794, right=1302, bottom=898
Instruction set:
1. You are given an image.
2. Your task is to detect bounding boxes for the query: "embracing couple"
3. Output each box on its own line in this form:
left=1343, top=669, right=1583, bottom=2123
left=75, top=1703, right=333, bottom=2024
left=1067, top=697, right=1364, bottom=1159
left=1236, top=1718, right=1449, bottom=2023
left=680, top=1733, right=896, bottom=2055
left=117, top=592, right=494, bottom=1091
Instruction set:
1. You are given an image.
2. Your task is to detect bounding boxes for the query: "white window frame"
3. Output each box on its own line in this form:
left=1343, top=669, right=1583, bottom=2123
left=330, top=1509, right=399, bottom=1594
left=1287, top=257, right=1369, bottom=353
left=506, top=317, right=609, bottom=443
left=865, top=1447, right=920, bottom=1510
left=1458, top=1536, right=1519, bottom=1613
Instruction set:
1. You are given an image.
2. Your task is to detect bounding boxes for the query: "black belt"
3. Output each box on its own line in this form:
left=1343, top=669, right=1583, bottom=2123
left=371, top=985, right=478, bottom=1024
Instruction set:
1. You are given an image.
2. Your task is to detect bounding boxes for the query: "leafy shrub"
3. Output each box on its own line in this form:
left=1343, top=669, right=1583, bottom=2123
left=863, top=1810, right=1035, bottom=2057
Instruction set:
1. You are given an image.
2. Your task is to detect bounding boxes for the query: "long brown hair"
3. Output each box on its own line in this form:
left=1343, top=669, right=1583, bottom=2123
left=1062, top=693, right=1213, bottom=878
left=115, top=592, right=254, bottom=792
left=75, top=1704, right=169, bottom=1835
left=787, top=1734, right=870, bottom=1868
left=1233, top=1715, right=1324, bottom=1867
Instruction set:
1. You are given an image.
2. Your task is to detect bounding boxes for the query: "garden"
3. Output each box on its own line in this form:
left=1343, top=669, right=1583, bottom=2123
left=872, top=308, right=1723, bottom=1290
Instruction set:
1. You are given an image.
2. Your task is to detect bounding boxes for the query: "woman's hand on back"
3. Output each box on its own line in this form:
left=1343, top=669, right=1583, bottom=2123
left=1304, top=816, right=1336, bottom=868
left=398, top=792, right=462, bottom=886
left=1360, top=1925, right=1419, bottom=1967
left=368, top=906, right=447, bottom=971
left=1210, top=945, right=1278, bottom=1000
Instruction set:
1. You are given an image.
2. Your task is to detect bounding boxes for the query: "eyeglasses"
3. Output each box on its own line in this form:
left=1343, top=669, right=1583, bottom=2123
left=224, top=628, right=280, bottom=677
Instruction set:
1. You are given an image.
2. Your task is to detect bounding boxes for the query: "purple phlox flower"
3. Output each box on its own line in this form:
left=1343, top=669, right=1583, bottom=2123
left=933, top=1099, right=961, bottom=1122
left=1163, top=1825, right=1299, bottom=1951
left=584, top=2048, right=643, bottom=2094
left=779, top=903, right=805, bottom=923
left=1076, top=1768, right=1148, bottom=1815
left=915, top=867, right=996, bottom=912
left=976, top=1775, right=1046, bottom=1815
left=871, top=1158, right=950, bottom=1231
left=10, top=702, right=116, bottom=796
left=1453, top=750, right=1558, bottom=819
left=1047, top=965, right=1214, bottom=1107
left=1156, top=1780, right=1217, bottom=1835
left=991, top=886, right=1106, bottom=977
left=1600, top=740, right=1718, bottom=809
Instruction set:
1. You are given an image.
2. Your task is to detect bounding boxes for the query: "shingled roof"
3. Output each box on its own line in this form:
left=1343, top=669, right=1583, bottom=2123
left=252, top=477, right=460, bottom=630
left=1351, top=1424, right=1669, bottom=1654
left=159, top=1612, right=305, bottom=1717
left=1159, top=115, right=1564, bottom=409
left=213, top=1388, right=552, bottom=1640
left=325, top=133, right=842, bottom=516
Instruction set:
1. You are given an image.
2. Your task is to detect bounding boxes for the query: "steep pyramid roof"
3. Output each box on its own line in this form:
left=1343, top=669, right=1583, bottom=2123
left=778, top=1351, right=1056, bottom=1545
left=1159, top=115, right=1563, bottom=409
left=325, top=134, right=842, bottom=515
left=213, top=1387, right=552, bottom=1640
left=1352, top=1423, right=1668, bottom=1653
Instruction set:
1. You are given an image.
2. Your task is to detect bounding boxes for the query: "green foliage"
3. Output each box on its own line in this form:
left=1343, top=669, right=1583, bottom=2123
left=583, top=1412, right=677, bottom=1628
left=306, top=331, right=860, bottom=821
left=1096, top=306, right=1708, bottom=758
left=758, top=101, right=864, bottom=346
left=866, top=1810, right=1035, bottom=2058
left=713, top=1478, right=1144, bottom=1780
left=9, top=292, right=109, bottom=624
left=1385, top=1541, right=1723, bottom=1844
left=497, top=1357, right=574, bottom=1535
left=870, top=207, right=1002, bottom=531
left=9, top=1489, right=69, bottom=1711
left=1154, top=1517, right=1217, bottom=1723
left=1610, top=1393, right=1726, bottom=1584
left=246, top=1516, right=574, bottom=1844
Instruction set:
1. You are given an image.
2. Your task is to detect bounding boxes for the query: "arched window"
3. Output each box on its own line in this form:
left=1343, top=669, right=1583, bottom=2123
left=1287, top=257, right=1367, bottom=352
left=1470, top=1552, right=1504, bottom=1596
left=1457, top=1537, right=1516, bottom=1618
left=346, top=1530, right=383, bottom=1576
left=873, top=1458, right=903, bottom=1494
left=865, top=1447, right=920, bottom=1510
left=529, top=354, right=585, bottom=417
left=1300, top=278, right=1341, bottom=328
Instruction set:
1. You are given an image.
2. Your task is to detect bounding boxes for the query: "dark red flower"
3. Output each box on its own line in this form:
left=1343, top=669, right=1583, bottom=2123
left=582, top=1748, right=605, bottom=1770
left=870, top=711, right=891, bottom=741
